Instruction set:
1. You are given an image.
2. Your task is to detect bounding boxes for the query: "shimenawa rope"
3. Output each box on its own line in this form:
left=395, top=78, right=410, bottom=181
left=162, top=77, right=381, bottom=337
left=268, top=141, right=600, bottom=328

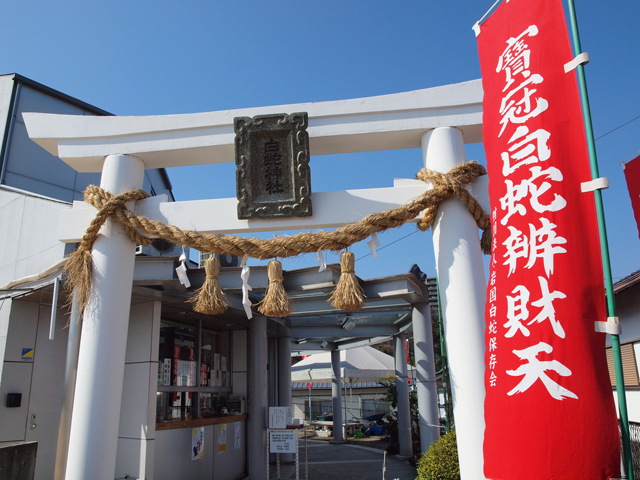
left=64, top=161, right=491, bottom=317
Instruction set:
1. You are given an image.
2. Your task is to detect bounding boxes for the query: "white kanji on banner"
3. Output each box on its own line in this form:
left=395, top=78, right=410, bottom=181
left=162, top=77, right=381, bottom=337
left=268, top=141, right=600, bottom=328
left=507, top=342, right=577, bottom=400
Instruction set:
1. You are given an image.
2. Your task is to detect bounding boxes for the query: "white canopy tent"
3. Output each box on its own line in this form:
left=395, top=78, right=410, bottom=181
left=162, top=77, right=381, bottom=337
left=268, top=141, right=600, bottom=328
left=291, top=345, right=414, bottom=383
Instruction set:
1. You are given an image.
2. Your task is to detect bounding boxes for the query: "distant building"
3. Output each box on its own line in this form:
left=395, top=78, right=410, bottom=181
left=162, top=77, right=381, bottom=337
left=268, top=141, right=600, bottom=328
left=0, top=73, right=174, bottom=479
left=0, top=73, right=174, bottom=287
left=607, top=270, right=640, bottom=422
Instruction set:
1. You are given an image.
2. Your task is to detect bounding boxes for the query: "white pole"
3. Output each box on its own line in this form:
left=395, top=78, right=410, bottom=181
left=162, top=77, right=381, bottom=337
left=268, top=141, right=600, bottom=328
left=394, top=333, right=412, bottom=459
left=49, top=276, right=60, bottom=340
left=54, top=291, right=81, bottom=480
left=412, top=302, right=440, bottom=452
left=65, top=154, right=145, bottom=480
left=331, top=350, right=344, bottom=443
left=278, top=335, right=293, bottom=463
left=248, top=315, right=268, bottom=480
left=421, top=128, right=487, bottom=480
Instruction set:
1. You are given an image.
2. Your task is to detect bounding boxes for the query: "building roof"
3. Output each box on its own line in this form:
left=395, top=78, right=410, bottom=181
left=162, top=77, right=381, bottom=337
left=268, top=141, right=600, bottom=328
left=614, top=269, right=640, bottom=294
left=292, top=381, right=389, bottom=390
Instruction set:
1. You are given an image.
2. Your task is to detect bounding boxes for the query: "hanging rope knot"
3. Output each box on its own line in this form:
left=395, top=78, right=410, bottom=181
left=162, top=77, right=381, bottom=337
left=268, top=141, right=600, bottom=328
left=81, top=185, right=153, bottom=249
left=415, top=161, right=492, bottom=255
left=63, top=186, right=153, bottom=317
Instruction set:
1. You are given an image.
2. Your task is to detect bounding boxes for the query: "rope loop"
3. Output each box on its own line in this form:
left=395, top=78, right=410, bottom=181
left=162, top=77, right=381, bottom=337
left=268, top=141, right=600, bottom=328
left=64, top=161, right=492, bottom=318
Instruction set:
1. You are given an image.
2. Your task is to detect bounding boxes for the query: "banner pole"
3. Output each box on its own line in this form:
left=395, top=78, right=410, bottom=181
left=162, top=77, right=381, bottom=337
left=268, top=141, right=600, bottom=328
left=565, top=1, right=634, bottom=477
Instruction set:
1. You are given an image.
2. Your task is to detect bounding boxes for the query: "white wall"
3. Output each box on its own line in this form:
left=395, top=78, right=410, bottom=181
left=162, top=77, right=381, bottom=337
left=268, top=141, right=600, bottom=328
left=115, top=300, right=161, bottom=480
left=615, top=285, right=640, bottom=345
left=24, top=303, right=70, bottom=480
left=0, top=298, right=70, bottom=480
left=0, top=188, right=69, bottom=288
left=154, top=420, right=247, bottom=480
left=0, top=300, right=40, bottom=442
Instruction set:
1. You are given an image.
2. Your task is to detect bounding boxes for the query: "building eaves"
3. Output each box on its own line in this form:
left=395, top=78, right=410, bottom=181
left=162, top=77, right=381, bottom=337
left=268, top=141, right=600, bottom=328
left=614, top=269, right=640, bottom=294
left=0, top=184, right=72, bottom=205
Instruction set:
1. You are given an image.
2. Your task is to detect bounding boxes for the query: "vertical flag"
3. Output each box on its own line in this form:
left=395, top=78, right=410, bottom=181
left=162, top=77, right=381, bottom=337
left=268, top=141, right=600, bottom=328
left=624, top=154, right=640, bottom=240
left=476, top=0, right=620, bottom=478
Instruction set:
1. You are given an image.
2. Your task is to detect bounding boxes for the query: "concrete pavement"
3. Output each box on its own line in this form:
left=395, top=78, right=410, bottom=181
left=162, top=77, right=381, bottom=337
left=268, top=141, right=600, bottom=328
left=268, top=439, right=417, bottom=480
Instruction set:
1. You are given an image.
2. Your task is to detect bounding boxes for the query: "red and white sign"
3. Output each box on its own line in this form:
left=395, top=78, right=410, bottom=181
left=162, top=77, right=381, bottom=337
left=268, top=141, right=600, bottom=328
left=624, top=154, right=640, bottom=240
left=477, top=0, right=620, bottom=478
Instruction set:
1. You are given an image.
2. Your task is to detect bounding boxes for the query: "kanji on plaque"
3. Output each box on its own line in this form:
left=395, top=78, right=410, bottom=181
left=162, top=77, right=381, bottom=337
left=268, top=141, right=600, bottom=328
left=476, top=0, right=620, bottom=479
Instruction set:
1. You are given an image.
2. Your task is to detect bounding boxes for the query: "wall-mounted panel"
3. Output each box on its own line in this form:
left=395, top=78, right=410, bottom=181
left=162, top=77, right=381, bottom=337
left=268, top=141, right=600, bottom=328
left=0, top=362, right=32, bottom=442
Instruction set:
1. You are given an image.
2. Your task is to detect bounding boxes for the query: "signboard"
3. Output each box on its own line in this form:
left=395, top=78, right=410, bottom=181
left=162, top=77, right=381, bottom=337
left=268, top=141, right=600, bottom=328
left=235, top=112, right=312, bottom=219
left=269, top=431, right=297, bottom=454
left=269, top=406, right=291, bottom=429
left=476, top=0, right=620, bottom=478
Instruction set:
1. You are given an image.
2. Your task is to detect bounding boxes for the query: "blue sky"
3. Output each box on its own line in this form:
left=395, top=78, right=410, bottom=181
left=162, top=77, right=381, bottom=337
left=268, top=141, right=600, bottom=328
left=2, top=0, right=639, bottom=282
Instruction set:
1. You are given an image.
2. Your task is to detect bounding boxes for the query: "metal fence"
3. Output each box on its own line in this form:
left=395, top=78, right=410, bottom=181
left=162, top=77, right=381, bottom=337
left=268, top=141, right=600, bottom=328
left=292, top=396, right=391, bottom=422
left=361, top=399, right=391, bottom=419
left=628, top=422, right=640, bottom=479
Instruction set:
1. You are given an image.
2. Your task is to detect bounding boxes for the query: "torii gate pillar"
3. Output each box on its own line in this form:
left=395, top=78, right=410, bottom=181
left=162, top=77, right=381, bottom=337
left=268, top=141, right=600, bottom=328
left=65, top=154, right=145, bottom=480
left=422, top=128, right=487, bottom=480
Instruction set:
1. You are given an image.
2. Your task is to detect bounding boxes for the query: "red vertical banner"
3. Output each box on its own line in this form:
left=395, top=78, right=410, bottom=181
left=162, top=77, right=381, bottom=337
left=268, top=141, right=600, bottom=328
left=477, top=0, right=620, bottom=479
left=624, top=154, right=640, bottom=240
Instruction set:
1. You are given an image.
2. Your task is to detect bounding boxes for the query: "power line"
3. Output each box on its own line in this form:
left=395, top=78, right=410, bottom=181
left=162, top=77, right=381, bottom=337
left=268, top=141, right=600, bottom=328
left=356, top=229, right=420, bottom=261
left=595, top=114, right=640, bottom=141
left=355, top=114, right=640, bottom=261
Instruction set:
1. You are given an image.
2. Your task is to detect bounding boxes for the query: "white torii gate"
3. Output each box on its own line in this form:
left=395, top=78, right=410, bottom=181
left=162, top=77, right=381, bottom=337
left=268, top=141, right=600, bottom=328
left=24, top=79, right=488, bottom=480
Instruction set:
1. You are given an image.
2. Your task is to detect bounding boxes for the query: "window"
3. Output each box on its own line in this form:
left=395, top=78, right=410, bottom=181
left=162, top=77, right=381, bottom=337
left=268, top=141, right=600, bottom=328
left=605, top=342, right=640, bottom=387
left=156, top=320, right=232, bottom=423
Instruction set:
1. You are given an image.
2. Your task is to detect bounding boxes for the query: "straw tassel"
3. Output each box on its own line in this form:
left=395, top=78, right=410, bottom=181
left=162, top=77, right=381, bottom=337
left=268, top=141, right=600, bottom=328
left=329, top=252, right=365, bottom=311
left=63, top=248, right=93, bottom=317
left=257, top=260, right=292, bottom=318
left=481, top=227, right=492, bottom=256
left=190, top=256, right=228, bottom=315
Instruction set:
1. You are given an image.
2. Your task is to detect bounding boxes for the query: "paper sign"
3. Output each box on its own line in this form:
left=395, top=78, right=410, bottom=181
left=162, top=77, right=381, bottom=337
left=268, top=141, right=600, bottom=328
left=234, top=422, right=241, bottom=450
left=269, top=431, right=297, bottom=453
left=217, top=424, right=226, bottom=454
left=269, top=406, right=290, bottom=429
left=191, top=427, right=204, bottom=460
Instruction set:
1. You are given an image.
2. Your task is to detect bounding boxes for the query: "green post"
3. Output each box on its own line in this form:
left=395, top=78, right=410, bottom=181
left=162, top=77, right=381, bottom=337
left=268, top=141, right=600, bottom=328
left=566, top=1, right=634, bottom=478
